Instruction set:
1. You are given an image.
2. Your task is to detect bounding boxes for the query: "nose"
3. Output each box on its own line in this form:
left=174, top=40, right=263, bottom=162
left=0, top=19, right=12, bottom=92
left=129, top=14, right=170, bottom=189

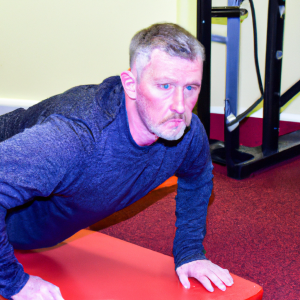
left=171, top=88, right=185, bottom=114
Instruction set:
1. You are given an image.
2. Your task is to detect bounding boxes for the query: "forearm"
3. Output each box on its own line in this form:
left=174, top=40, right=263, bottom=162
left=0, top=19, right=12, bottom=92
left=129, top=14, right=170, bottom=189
left=173, top=178, right=213, bottom=269
left=0, top=207, right=29, bottom=299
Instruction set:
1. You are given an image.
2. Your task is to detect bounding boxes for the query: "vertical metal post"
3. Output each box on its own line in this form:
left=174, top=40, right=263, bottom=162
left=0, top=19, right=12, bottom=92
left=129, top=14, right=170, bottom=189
left=197, top=0, right=212, bottom=138
left=225, top=0, right=241, bottom=170
left=226, top=2, right=240, bottom=119
left=262, top=0, right=285, bottom=156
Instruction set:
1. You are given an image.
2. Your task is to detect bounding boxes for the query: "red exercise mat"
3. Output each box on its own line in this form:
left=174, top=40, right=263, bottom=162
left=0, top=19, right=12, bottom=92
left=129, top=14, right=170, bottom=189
left=4, top=231, right=263, bottom=300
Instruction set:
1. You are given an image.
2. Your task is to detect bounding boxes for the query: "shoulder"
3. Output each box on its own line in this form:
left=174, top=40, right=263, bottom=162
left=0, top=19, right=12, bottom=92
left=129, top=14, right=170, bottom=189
left=175, top=113, right=212, bottom=178
left=29, top=76, right=124, bottom=134
left=190, top=113, right=206, bottom=135
left=94, top=76, right=124, bottom=125
left=182, top=113, right=207, bottom=149
left=43, top=76, right=123, bottom=115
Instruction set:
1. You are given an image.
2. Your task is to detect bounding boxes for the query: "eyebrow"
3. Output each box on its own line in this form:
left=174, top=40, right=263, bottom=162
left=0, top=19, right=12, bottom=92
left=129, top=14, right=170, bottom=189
left=152, top=77, right=201, bottom=86
left=186, top=81, right=202, bottom=87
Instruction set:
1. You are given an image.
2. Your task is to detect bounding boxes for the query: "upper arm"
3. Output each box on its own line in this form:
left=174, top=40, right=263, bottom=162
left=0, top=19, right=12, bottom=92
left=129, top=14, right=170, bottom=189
left=0, top=114, right=94, bottom=209
left=175, top=117, right=213, bottom=189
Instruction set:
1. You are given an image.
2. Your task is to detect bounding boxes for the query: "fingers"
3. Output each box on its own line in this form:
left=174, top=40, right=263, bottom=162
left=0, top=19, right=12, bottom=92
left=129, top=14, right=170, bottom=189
left=176, top=260, right=234, bottom=293
left=198, top=270, right=226, bottom=292
left=51, top=289, right=64, bottom=300
left=11, top=275, right=65, bottom=300
left=49, top=284, right=64, bottom=300
left=39, top=281, right=64, bottom=300
left=32, top=289, right=63, bottom=300
left=210, top=264, right=234, bottom=287
left=177, top=271, right=191, bottom=289
left=194, top=274, right=214, bottom=292
left=222, top=269, right=234, bottom=286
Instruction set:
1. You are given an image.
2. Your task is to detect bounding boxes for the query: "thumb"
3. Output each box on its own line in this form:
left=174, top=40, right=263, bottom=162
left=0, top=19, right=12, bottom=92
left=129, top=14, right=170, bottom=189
left=177, top=272, right=191, bottom=289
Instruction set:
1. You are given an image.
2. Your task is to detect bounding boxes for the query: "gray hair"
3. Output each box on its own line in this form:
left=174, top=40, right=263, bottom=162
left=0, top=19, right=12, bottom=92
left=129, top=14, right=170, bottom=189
left=129, top=23, right=205, bottom=77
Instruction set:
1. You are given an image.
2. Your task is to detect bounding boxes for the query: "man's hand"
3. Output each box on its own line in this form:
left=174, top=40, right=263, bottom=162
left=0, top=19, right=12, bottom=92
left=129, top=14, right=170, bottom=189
left=176, top=260, right=234, bottom=292
left=11, top=275, right=64, bottom=300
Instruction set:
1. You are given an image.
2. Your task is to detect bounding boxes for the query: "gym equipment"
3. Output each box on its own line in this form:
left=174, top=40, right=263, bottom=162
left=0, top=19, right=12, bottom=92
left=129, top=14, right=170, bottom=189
left=1, top=230, right=264, bottom=300
left=197, top=0, right=300, bottom=179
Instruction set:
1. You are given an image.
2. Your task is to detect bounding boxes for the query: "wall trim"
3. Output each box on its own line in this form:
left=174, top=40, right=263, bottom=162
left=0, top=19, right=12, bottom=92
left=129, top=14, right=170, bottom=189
left=211, top=106, right=300, bottom=123
left=1, top=99, right=300, bottom=123
left=0, top=98, right=39, bottom=115
left=0, top=98, right=39, bottom=108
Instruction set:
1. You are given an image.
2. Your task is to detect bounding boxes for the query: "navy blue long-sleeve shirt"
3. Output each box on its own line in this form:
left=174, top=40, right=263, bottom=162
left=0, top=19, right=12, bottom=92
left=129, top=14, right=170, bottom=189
left=0, top=76, right=213, bottom=299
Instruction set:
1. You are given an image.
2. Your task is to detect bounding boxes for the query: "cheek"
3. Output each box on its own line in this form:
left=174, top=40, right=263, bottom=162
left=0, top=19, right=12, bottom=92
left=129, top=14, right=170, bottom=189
left=139, top=81, right=173, bottom=104
left=137, top=87, right=165, bottom=122
left=185, top=96, right=198, bottom=111
left=138, top=85, right=162, bottom=107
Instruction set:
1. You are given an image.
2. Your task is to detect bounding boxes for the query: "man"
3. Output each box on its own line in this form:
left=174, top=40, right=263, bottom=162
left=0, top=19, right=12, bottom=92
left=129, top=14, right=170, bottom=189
left=0, top=23, right=233, bottom=300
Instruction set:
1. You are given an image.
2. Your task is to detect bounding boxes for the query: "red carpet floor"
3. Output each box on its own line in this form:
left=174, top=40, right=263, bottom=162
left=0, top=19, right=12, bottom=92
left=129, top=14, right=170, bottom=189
left=91, top=117, right=300, bottom=300
left=94, top=158, right=300, bottom=300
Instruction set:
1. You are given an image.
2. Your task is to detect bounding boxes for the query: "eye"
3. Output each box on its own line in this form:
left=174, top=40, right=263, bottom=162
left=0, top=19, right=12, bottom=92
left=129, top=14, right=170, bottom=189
left=186, top=85, right=193, bottom=91
left=160, top=84, right=170, bottom=89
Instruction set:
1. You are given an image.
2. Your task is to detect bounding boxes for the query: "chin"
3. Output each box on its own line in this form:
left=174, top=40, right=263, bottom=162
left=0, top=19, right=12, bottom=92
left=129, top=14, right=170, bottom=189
left=158, top=126, right=186, bottom=141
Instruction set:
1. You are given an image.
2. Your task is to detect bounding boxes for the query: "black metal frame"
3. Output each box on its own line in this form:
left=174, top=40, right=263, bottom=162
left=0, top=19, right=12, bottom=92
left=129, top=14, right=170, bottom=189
left=197, top=0, right=212, bottom=138
left=211, top=6, right=248, bottom=18
left=262, top=0, right=285, bottom=156
left=197, top=0, right=300, bottom=179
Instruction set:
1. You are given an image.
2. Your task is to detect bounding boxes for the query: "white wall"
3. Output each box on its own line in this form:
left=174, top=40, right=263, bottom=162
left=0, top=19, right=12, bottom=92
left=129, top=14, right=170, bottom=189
left=0, top=0, right=176, bottom=106
left=1, top=0, right=300, bottom=122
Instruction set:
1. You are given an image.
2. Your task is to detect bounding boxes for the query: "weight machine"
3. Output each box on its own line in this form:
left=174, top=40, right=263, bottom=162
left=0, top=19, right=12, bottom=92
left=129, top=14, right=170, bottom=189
left=197, top=0, right=300, bottom=179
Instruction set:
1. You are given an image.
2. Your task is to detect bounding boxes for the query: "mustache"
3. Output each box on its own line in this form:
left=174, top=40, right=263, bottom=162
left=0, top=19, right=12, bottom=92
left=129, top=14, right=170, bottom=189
left=160, top=113, right=186, bottom=124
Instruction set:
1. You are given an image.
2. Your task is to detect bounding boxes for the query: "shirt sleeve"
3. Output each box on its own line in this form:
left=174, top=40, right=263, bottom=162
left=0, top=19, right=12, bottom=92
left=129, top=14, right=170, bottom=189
left=0, top=114, right=94, bottom=299
left=173, top=116, right=213, bottom=270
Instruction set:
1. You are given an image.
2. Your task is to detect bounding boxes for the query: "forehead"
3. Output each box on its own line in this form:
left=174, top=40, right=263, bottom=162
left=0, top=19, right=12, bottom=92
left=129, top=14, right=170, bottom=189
left=141, top=49, right=203, bottom=83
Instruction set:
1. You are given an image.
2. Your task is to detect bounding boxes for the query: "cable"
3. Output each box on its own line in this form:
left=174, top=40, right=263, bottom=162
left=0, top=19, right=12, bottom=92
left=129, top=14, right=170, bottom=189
left=226, top=95, right=263, bottom=127
left=249, top=0, right=263, bottom=95
left=226, top=0, right=264, bottom=128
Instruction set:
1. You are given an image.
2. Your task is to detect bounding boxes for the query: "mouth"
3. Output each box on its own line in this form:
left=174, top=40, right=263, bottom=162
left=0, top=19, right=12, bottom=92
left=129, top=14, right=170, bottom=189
left=170, top=119, right=184, bottom=124
left=164, top=119, right=185, bottom=128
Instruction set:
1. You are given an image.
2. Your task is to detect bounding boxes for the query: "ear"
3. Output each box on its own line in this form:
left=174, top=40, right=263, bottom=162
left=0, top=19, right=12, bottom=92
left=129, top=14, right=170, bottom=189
left=120, top=71, right=137, bottom=100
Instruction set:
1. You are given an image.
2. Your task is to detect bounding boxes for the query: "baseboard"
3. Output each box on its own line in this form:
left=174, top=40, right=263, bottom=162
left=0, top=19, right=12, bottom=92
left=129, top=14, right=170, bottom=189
left=210, top=113, right=300, bottom=147
left=1, top=99, right=300, bottom=124
left=211, top=106, right=300, bottom=123
left=0, top=98, right=39, bottom=116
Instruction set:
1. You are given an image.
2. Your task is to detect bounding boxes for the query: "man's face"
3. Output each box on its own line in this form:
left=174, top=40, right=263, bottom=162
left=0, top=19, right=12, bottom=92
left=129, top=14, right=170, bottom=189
left=134, top=49, right=203, bottom=141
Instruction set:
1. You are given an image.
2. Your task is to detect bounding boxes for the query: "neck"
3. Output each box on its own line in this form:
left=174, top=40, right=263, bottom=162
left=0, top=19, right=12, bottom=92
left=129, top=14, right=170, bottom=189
left=125, top=94, right=158, bottom=146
